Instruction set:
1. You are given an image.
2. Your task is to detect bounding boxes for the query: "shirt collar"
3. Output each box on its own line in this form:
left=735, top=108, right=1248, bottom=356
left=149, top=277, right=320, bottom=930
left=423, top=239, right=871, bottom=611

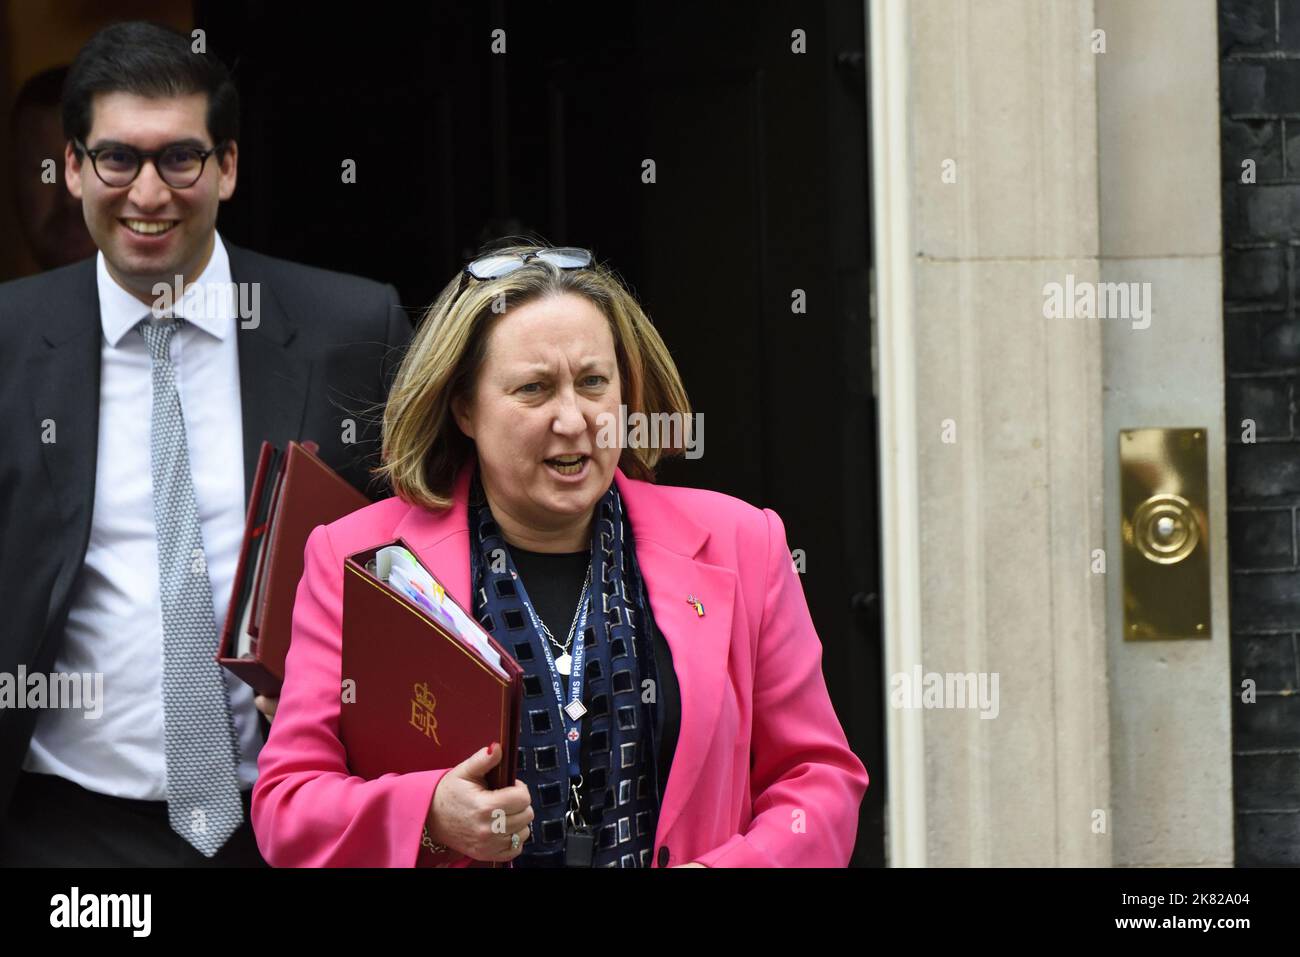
left=98, top=232, right=235, bottom=346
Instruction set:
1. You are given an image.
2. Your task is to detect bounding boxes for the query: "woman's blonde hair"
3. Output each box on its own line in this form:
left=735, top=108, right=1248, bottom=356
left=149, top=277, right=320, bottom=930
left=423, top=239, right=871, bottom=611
left=376, top=244, right=692, bottom=510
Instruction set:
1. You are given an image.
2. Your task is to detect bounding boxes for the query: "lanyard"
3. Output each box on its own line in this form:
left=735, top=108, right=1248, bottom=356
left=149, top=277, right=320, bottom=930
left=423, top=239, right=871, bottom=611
left=512, top=562, right=591, bottom=781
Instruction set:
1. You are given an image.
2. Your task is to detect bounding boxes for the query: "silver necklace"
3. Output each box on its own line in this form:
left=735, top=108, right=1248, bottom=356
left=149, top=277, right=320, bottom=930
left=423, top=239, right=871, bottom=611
left=535, top=559, right=592, bottom=677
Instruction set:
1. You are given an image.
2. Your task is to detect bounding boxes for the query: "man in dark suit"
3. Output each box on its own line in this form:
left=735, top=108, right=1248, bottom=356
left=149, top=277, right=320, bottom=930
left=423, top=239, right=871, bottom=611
left=0, top=22, right=411, bottom=866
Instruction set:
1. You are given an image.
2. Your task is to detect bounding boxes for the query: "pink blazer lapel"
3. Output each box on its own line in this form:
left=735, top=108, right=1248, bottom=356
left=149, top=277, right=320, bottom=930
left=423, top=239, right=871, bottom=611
left=613, top=470, right=735, bottom=847
left=381, top=462, right=736, bottom=849
left=389, top=462, right=476, bottom=609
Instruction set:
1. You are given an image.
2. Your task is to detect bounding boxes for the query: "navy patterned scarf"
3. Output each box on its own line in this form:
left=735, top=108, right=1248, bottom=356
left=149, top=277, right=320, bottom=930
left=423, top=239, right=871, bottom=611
left=468, top=466, right=662, bottom=867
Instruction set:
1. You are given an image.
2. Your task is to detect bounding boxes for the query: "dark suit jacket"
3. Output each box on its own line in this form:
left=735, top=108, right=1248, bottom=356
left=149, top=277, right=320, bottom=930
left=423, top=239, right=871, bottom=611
left=0, top=240, right=413, bottom=815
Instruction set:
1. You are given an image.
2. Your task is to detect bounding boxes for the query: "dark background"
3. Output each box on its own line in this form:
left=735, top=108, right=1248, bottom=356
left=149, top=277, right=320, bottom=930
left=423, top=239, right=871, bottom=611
left=5, top=0, right=886, bottom=866
left=1219, top=0, right=1300, bottom=866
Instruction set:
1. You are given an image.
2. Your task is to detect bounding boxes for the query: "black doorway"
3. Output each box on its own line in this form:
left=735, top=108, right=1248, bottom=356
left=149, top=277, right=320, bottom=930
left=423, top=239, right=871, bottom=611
left=199, top=0, right=885, bottom=866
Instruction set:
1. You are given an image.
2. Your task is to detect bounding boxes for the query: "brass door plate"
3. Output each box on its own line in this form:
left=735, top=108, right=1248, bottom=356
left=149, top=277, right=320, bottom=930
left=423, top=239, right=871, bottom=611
left=1120, top=428, right=1211, bottom=639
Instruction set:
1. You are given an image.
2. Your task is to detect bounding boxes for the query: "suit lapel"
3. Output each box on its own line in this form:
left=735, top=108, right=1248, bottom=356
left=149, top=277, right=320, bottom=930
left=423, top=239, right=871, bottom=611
left=390, top=463, right=474, bottom=605
left=32, top=260, right=102, bottom=643
left=614, top=472, right=735, bottom=848
left=227, top=241, right=312, bottom=504
left=388, top=463, right=735, bottom=849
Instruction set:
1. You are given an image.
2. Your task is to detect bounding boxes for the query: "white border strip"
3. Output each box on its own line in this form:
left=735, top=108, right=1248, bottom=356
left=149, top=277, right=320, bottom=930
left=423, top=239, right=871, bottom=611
left=868, top=0, right=927, bottom=868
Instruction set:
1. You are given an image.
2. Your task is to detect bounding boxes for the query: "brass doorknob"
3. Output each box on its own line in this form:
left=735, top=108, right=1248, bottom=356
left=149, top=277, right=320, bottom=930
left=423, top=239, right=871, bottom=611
left=1130, top=492, right=1199, bottom=565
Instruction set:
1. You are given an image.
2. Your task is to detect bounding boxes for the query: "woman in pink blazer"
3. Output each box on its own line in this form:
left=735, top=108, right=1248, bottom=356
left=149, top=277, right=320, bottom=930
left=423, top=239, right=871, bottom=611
left=251, top=245, right=868, bottom=867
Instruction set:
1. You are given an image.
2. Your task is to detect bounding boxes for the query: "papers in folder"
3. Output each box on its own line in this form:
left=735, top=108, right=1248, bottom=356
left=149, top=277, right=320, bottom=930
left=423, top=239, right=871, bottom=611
left=370, top=546, right=506, bottom=678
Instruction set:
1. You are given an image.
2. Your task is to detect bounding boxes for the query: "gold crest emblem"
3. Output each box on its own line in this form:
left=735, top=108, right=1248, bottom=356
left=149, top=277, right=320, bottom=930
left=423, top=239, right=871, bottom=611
left=409, top=681, right=441, bottom=745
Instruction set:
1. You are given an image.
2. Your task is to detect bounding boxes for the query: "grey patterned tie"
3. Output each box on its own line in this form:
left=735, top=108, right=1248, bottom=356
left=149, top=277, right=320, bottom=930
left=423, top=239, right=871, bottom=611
left=138, top=317, right=244, bottom=857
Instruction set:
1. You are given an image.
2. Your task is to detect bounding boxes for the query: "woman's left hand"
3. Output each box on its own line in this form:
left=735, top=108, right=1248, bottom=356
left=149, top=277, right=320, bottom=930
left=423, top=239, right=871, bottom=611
left=254, top=694, right=278, bottom=721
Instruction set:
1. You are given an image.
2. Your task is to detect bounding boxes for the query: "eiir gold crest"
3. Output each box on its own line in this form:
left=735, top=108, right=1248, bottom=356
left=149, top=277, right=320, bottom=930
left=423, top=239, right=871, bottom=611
left=409, top=682, right=441, bottom=745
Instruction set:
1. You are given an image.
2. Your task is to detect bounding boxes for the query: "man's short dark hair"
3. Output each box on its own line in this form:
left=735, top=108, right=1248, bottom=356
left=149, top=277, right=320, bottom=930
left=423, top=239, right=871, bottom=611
left=62, top=21, right=239, bottom=154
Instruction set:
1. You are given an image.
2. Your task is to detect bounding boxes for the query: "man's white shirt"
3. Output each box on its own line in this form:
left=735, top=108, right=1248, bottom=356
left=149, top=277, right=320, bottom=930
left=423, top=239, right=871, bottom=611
left=24, top=233, right=262, bottom=798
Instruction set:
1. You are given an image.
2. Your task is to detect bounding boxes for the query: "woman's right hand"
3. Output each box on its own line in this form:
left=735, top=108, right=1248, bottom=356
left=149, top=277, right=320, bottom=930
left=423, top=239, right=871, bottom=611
left=427, top=742, right=534, bottom=862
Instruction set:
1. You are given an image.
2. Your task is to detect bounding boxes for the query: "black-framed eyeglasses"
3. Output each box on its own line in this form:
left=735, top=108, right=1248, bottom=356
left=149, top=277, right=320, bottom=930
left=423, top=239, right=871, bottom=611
left=74, top=138, right=229, bottom=189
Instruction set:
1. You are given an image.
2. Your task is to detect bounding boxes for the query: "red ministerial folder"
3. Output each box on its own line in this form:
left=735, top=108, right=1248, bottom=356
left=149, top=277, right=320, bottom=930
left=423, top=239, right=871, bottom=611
left=219, top=440, right=370, bottom=695
left=340, top=540, right=523, bottom=867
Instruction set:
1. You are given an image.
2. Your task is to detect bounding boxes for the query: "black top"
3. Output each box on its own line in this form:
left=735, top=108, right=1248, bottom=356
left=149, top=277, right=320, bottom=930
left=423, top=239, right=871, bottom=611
left=508, top=545, right=682, bottom=807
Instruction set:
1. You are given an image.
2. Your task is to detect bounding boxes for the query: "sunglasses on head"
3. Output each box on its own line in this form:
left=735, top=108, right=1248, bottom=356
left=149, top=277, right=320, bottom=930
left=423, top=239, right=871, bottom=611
left=464, top=247, right=593, bottom=280
left=453, top=246, right=593, bottom=301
